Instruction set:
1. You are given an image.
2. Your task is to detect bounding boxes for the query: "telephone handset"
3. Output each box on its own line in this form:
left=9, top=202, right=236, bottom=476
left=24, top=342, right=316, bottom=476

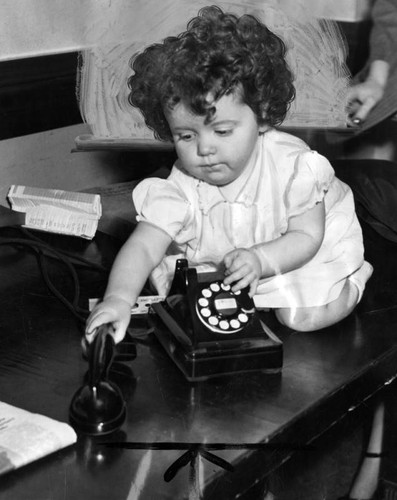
left=150, top=259, right=283, bottom=381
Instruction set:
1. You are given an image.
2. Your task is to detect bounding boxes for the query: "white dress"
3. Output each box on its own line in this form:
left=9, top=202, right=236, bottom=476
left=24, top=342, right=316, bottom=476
left=133, top=129, right=372, bottom=308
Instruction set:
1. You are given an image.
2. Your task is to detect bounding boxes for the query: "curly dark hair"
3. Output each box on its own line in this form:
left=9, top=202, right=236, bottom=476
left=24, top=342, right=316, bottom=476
left=128, top=5, right=295, bottom=141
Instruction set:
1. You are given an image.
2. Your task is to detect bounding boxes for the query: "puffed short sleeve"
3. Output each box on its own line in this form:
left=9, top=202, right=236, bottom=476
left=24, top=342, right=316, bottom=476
left=132, top=178, right=192, bottom=239
left=285, top=151, right=335, bottom=218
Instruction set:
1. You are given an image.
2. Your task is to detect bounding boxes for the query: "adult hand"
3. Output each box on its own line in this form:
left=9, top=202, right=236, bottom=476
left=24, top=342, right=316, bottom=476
left=346, top=79, right=385, bottom=125
left=223, top=248, right=261, bottom=296
left=346, top=60, right=389, bottom=126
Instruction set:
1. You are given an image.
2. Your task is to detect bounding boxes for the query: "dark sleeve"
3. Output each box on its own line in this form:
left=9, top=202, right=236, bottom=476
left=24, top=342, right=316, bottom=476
left=368, top=0, right=397, bottom=64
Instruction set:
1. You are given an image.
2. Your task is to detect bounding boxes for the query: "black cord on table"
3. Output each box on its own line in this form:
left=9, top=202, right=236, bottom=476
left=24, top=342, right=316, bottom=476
left=0, top=227, right=154, bottom=347
left=0, top=227, right=109, bottom=324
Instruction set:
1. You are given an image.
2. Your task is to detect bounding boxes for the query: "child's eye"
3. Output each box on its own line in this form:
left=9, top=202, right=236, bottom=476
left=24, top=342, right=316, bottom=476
left=178, top=133, right=195, bottom=141
left=215, top=129, right=233, bottom=136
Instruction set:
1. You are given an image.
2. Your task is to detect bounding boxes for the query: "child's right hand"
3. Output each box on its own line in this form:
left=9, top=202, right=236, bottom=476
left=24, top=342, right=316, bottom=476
left=85, top=295, right=132, bottom=345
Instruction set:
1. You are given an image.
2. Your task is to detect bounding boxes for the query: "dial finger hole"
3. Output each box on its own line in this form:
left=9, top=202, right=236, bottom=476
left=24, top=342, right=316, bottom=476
left=238, top=313, right=248, bottom=323
left=209, top=316, right=219, bottom=326
left=201, top=308, right=211, bottom=317
left=230, top=319, right=240, bottom=329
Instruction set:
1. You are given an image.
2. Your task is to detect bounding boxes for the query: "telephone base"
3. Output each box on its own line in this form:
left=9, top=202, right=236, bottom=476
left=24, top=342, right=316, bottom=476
left=149, top=311, right=283, bottom=382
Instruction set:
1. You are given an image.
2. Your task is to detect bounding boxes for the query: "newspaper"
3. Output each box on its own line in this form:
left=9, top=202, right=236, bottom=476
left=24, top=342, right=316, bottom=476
left=0, top=402, right=77, bottom=475
left=7, top=185, right=102, bottom=239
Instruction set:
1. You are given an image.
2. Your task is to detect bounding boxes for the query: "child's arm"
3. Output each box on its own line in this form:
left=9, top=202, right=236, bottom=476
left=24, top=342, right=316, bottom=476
left=223, top=201, right=325, bottom=296
left=85, top=222, right=172, bottom=343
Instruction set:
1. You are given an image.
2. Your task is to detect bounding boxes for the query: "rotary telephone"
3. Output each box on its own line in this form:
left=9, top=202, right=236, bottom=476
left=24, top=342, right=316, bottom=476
left=150, top=259, right=283, bottom=381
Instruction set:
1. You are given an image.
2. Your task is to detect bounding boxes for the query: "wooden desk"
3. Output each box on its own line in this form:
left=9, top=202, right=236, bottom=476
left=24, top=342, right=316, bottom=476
left=0, top=220, right=396, bottom=500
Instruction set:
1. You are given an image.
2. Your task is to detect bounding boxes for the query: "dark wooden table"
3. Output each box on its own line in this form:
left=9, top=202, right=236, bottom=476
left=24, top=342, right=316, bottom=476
left=0, top=219, right=396, bottom=500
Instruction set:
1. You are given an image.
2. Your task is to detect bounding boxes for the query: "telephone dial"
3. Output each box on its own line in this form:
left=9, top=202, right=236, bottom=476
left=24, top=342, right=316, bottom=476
left=150, top=259, right=283, bottom=381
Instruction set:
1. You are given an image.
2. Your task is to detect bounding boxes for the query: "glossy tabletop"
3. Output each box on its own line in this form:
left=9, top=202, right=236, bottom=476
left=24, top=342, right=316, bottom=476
left=0, top=221, right=396, bottom=500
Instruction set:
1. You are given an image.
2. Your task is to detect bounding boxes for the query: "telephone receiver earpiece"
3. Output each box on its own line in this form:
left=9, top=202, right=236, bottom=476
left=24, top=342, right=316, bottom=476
left=69, top=324, right=126, bottom=435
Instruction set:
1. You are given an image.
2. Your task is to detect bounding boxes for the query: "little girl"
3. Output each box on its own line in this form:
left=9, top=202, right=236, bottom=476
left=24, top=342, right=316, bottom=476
left=86, top=6, right=372, bottom=343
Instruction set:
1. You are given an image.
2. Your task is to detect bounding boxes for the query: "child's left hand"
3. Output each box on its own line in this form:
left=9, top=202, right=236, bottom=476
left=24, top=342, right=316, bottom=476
left=223, top=248, right=261, bottom=297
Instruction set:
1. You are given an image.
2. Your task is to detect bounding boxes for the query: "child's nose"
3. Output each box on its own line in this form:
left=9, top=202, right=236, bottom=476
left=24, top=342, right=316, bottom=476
left=197, top=135, right=216, bottom=156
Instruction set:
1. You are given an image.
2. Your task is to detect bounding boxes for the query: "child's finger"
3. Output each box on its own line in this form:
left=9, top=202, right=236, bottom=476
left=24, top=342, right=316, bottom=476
left=223, top=249, right=238, bottom=269
left=231, top=275, right=256, bottom=293
left=85, top=329, right=100, bottom=343
left=84, top=323, right=101, bottom=345
left=223, top=266, right=245, bottom=285
left=85, top=311, right=110, bottom=337
left=249, top=278, right=259, bottom=297
left=226, top=266, right=254, bottom=288
left=112, top=324, right=127, bottom=344
left=227, top=254, right=247, bottom=276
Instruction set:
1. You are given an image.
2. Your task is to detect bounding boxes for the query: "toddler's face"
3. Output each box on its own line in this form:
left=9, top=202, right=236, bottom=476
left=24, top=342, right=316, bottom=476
left=164, top=92, right=267, bottom=186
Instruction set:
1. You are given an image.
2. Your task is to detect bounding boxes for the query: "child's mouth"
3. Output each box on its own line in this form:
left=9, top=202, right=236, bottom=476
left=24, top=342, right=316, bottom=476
left=201, top=163, right=223, bottom=170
